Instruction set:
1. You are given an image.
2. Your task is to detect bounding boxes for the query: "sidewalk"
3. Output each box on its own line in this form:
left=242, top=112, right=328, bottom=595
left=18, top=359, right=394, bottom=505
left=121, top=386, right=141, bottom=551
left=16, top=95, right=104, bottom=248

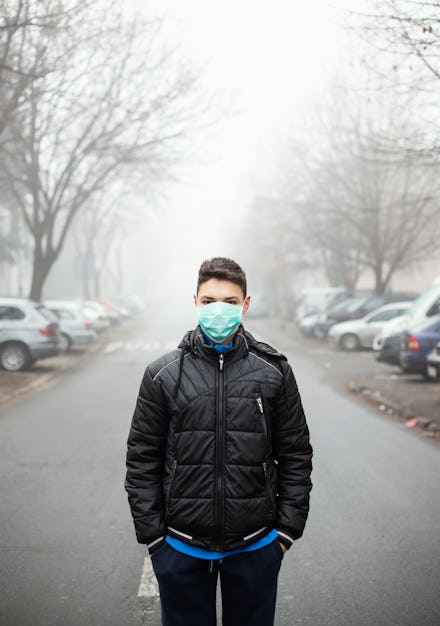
left=250, top=317, right=440, bottom=441
left=348, top=371, right=440, bottom=439
left=0, top=315, right=144, bottom=408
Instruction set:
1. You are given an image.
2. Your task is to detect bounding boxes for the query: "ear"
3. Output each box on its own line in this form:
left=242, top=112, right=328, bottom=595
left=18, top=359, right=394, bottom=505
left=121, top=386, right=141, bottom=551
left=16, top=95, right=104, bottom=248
left=193, top=294, right=198, bottom=307
left=242, top=295, right=251, bottom=315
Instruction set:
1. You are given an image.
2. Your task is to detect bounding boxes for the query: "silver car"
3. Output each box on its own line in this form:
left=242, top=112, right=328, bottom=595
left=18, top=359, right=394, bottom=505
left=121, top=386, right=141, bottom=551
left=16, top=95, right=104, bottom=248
left=77, top=300, right=111, bottom=332
left=0, top=298, right=60, bottom=371
left=328, top=302, right=412, bottom=350
left=44, top=300, right=97, bottom=352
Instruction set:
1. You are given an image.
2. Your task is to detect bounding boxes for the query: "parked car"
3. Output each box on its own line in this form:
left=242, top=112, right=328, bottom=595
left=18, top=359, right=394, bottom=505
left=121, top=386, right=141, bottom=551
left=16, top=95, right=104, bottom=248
left=399, top=315, right=440, bottom=377
left=314, top=293, right=417, bottom=338
left=426, top=342, right=440, bottom=381
left=77, top=300, right=111, bottom=332
left=96, top=298, right=124, bottom=324
left=0, top=298, right=60, bottom=371
left=298, top=290, right=359, bottom=336
left=298, top=311, right=322, bottom=337
left=313, top=297, right=365, bottom=337
left=109, top=294, right=144, bottom=317
left=373, top=331, right=403, bottom=365
left=44, top=300, right=97, bottom=352
left=294, top=287, right=348, bottom=323
left=328, top=302, right=412, bottom=350
left=373, top=283, right=440, bottom=361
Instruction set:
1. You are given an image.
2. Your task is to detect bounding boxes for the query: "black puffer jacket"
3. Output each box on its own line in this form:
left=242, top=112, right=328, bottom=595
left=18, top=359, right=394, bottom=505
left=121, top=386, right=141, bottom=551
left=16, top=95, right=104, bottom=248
left=125, top=325, right=312, bottom=552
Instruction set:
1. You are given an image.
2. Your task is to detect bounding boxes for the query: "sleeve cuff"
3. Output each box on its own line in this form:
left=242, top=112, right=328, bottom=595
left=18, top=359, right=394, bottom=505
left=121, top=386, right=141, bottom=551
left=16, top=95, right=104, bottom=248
left=277, top=530, right=295, bottom=549
left=147, top=535, right=165, bottom=554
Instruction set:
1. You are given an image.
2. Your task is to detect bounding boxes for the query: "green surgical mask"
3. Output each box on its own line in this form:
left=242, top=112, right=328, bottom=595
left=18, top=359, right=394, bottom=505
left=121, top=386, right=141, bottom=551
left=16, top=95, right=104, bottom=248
left=197, top=302, right=243, bottom=343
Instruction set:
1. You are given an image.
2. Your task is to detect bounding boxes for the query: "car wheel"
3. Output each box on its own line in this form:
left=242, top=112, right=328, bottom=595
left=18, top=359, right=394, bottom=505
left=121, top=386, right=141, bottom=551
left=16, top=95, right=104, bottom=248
left=59, top=333, right=72, bottom=353
left=0, top=342, right=31, bottom=372
left=340, top=333, right=360, bottom=351
left=422, top=369, right=435, bottom=381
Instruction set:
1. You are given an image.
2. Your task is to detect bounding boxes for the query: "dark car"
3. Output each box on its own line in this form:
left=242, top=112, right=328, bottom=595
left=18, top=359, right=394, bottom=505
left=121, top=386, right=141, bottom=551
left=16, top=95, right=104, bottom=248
left=373, top=331, right=402, bottom=365
left=399, top=315, right=440, bottom=377
left=315, top=293, right=418, bottom=338
left=301, top=290, right=361, bottom=337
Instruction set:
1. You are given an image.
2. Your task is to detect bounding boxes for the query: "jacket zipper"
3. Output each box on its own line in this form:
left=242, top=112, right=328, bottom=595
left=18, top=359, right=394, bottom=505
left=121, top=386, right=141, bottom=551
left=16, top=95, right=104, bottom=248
left=256, top=393, right=267, bottom=437
left=215, top=353, right=225, bottom=548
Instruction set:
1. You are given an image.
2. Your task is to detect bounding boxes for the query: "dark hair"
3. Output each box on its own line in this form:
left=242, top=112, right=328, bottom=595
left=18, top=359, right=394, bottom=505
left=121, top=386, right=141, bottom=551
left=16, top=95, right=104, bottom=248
left=197, top=257, right=247, bottom=297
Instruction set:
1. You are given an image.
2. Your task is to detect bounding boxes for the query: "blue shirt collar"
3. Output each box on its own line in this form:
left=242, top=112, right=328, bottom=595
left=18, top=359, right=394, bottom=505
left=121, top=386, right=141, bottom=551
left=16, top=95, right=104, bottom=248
left=201, top=329, right=234, bottom=353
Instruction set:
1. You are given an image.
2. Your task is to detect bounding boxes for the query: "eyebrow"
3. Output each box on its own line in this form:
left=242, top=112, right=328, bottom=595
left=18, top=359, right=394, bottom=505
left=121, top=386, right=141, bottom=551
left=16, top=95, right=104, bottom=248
left=200, top=296, right=239, bottom=301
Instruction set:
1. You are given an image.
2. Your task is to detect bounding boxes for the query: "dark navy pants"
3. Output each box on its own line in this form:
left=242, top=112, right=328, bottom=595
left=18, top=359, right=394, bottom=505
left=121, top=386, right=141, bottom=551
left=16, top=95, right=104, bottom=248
left=151, top=540, right=284, bottom=626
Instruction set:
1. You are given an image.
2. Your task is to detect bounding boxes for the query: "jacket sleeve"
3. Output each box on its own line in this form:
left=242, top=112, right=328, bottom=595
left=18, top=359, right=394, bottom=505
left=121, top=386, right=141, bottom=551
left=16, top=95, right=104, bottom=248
left=125, top=366, right=169, bottom=547
left=272, top=362, right=313, bottom=547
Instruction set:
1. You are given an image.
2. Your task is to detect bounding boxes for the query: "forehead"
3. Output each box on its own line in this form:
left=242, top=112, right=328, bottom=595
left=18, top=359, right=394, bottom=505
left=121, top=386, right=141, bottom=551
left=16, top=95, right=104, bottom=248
left=197, top=278, right=244, bottom=300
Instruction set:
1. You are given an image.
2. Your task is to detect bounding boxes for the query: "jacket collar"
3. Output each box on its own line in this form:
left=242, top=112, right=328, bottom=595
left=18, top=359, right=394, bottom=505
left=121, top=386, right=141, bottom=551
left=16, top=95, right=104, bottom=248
left=177, top=325, right=287, bottom=363
left=179, top=325, right=250, bottom=362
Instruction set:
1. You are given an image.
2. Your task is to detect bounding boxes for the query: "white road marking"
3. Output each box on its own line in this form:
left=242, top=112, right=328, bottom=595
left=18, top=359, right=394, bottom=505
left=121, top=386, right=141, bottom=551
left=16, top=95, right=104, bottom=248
left=125, top=342, right=147, bottom=352
left=104, top=342, right=124, bottom=353
left=102, top=341, right=178, bottom=354
left=137, top=555, right=159, bottom=598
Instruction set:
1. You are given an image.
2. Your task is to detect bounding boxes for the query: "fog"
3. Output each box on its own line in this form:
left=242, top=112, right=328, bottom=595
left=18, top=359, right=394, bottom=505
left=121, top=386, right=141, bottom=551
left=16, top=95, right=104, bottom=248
left=1, top=0, right=439, bottom=305
left=129, top=0, right=345, bottom=302
left=2, top=5, right=440, bottom=624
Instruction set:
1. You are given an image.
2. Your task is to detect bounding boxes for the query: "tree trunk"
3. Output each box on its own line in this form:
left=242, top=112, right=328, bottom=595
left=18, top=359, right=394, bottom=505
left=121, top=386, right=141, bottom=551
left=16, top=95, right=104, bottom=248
left=83, top=256, right=91, bottom=300
left=29, top=242, right=55, bottom=301
left=94, top=269, right=101, bottom=299
left=373, top=265, right=386, bottom=295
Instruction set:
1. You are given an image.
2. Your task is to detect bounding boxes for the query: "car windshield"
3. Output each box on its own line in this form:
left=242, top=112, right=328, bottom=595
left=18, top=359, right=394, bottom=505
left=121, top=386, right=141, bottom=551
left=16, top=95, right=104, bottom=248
left=408, top=286, right=440, bottom=316
left=329, top=298, right=360, bottom=313
left=343, top=298, right=368, bottom=313
left=36, top=304, right=57, bottom=322
left=363, top=297, right=386, bottom=313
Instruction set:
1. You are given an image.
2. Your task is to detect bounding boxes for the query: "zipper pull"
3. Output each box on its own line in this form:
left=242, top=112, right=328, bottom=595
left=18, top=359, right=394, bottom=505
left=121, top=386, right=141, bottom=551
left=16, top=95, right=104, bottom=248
left=262, top=461, right=267, bottom=476
left=172, top=459, right=177, bottom=474
left=256, top=395, right=264, bottom=413
left=219, top=354, right=224, bottom=371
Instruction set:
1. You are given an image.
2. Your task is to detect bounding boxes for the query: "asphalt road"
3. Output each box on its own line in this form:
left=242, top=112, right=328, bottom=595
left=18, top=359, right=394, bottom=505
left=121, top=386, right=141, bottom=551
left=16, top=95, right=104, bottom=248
left=0, top=308, right=439, bottom=626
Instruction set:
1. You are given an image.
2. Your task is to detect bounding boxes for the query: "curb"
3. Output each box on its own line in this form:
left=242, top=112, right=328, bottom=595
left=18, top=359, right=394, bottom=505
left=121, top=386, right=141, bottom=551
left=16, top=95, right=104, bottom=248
left=348, top=381, right=440, bottom=439
left=0, top=314, right=146, bottom=409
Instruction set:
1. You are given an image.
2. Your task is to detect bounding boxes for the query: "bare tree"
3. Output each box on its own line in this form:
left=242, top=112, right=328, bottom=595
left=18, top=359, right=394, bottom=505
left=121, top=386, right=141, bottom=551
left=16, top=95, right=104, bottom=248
left=70, top=190, right=140, bottom=300
left=295, top=89, right=440, bottom=293
left=244, top=84, right=440, bottom=296
left=0, top=1, right=204, bottom=300
left=354, top=0, right=440, bottom=159
left=0, top=0, right=86, bottom=138
left=361, top=1, right=440, bottom=79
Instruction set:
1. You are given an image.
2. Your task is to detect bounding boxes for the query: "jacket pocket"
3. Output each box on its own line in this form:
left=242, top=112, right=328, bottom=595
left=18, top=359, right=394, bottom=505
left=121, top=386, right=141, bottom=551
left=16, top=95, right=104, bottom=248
left=262, top=461, right=275, bottom=513
left=255, top=393, right=269, bottom=437
left=166, top=459, right=178, bottom=518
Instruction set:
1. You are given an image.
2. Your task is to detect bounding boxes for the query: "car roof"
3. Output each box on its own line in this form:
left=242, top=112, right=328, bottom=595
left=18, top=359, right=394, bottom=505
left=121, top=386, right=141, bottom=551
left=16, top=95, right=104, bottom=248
left=44, top=300, right=81, bottom=308
left=0, top=297, right=39, bottom=307
left=300, top=287, right=345, bottom=292
left=370, top=301, right=412, bottom=311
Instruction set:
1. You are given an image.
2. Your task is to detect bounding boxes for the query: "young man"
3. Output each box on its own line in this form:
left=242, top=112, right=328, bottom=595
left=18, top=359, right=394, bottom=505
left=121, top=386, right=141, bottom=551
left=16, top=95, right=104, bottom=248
left=125, top=257, right=313, bottom=626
